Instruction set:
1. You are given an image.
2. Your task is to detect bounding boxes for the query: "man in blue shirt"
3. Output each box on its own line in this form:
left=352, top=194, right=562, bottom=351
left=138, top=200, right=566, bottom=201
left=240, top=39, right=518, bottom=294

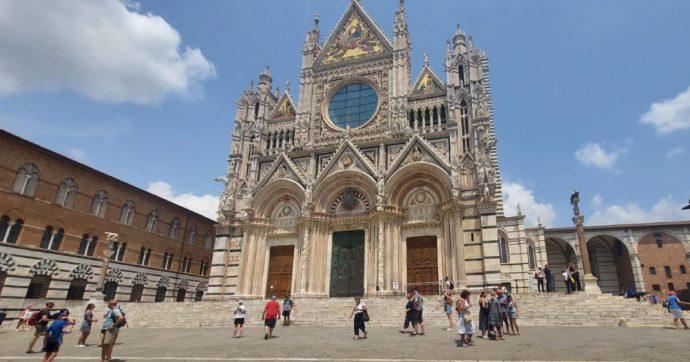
left=44, top=310, right=74, bottom=362
left=101, top=300, right=124, bottom=362
left=666, top=291, right=689, bottom=329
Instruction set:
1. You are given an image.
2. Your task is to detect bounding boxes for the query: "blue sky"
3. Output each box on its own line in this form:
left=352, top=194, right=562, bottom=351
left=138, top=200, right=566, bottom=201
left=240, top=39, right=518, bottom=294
left=1, top=0, right=689, bottom=226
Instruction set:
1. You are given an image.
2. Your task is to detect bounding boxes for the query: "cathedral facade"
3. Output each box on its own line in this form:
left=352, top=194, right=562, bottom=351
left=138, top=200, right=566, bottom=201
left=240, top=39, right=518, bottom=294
left=208, top=1, right=540, bottom=299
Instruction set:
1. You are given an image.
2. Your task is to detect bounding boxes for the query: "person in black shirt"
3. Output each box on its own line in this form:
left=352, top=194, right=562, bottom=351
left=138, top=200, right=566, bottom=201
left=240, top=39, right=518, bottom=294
left=543, top=265, right=553, bottom=292
left=26, top=302, right=54, bottom=353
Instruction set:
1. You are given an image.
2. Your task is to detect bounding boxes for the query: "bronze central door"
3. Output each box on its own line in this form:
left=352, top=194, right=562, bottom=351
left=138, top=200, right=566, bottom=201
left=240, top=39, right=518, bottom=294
left=330, top=230, right=365, bottom=297
left=265, top=245, right=295, bottom=298
left=406, top=236, right=439, bottom=295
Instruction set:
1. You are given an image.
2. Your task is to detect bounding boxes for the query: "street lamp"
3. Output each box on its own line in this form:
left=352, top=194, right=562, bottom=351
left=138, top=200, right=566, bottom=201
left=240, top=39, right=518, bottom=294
left=682, top=200, right=690, bottom=210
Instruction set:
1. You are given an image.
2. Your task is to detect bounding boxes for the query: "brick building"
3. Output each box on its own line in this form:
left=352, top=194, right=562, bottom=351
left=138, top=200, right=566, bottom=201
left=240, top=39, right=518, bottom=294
left=0, top=130, right=215, bottom=310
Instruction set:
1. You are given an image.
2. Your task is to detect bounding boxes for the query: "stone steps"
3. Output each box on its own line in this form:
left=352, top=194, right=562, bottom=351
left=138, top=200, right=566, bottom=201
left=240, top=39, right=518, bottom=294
left=112, top=292, right=670, bottom=328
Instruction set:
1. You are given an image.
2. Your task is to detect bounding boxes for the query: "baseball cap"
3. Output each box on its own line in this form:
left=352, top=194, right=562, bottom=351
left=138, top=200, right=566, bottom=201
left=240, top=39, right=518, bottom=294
left=271, top=295, right=277, bottom=300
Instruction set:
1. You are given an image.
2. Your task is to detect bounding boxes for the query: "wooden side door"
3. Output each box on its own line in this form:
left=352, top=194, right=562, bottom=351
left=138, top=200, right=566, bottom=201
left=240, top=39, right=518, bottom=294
left=406, top=236, right=439, bottom=295
left=330, top=230, right=365, bottom=297
left=265, top=245, right=295, bottom=298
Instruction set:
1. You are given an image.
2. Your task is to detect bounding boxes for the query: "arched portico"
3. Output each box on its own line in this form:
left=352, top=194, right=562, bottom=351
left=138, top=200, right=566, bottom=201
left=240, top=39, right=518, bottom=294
left=586, top=235, right=634, bottom=294
left=545, top=237, right=577, bottom=292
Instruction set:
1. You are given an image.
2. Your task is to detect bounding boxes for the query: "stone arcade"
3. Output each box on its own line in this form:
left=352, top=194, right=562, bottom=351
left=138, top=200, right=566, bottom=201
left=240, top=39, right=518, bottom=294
left=208, top=1, right=537, bottom=299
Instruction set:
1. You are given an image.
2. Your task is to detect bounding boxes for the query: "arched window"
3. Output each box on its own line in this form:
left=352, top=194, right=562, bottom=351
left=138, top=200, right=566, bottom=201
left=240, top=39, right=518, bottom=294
left=254, top=101, right=260, bottom=119
left=460, top=100, right=470, bottom=153
left=25, top=274, right=51, bottom=299
left=195, top=290, right=204, bottom=302
left=440, top=104, right=447, bottom=124
left=138, top=247, right=151, bottom=266
left=146, top=210, right=159, bottom=232
left=169, top=219, right=180, bottom=238
left=0, top=216, right=9, bottom=241
left=90, top=190, right=108, bottom=218
left=527, top=243, right=537, bottom=270
left=176, top=288, right=186, bottom=302
left=155, top=286, right=167, bottom=302
left=112, top=242, right=126, bottom=262
left=66, top=278, right=87, bottom=300
left=499, top=236, right=510, bottom=264
left=199, top=259, right=208, bottom=275
left=182, top=256, right=192, bottom=273
left=40, top=226, right=63, bottom=251
left=129, top=284, right=144, bottom=302
left=6, top=219, right=23, bottom=244
left=162, top=252, right=174, bottom=270
left=12, top=163, right=39, bottom=197
left=186, top=225, right=197, bottom=243
left=204, top=232, right=213, bottom=249
left=103, top=281, right=118, bottom=301
left=54, top=177, right=78, bottom=208
left=408, top=109, right=415, bottom=128
left=458, top=64, right=465, bottom=83
left=120, top=200, right=135, bottom=225
left=78, top=234, right=90, bottom=255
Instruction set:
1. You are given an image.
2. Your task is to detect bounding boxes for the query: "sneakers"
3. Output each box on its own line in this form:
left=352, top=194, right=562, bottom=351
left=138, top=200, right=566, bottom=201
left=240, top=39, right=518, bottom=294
left=264, top=334, right=268, bottom=340
left=76, top=344, right=86, bottom=348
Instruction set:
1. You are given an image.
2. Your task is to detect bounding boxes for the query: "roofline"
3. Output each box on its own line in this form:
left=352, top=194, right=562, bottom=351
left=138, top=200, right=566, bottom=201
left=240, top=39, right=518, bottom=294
left=0, top=129, right=217, bottom=224
left=542, top=219, right=690, bottom=233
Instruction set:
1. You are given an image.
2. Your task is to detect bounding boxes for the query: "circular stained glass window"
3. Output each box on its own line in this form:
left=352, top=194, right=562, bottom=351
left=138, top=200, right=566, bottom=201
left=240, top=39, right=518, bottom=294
left=328, top=83, right=378, bottom=129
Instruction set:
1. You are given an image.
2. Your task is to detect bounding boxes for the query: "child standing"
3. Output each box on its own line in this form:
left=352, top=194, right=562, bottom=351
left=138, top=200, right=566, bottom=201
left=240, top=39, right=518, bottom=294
left=507, top=295, right=520, bottom=336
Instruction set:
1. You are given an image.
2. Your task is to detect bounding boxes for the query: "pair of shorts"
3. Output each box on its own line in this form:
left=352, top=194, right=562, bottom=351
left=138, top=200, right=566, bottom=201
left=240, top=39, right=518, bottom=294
left=412, top=310, right=424, bottom=325
left=102, top=328, right=119, bottom=345
left=445, top=305, right=453, bottom=315
left=264, top=318, right=276, bottom=328
left=44, top=338, right=60, bottom=353
left=670, top=309, right=683, bottom=319
left=282, top=310, right=291, bottom=317
left=34, top=324, right=47, bottom=336
left=234, top=318, right=245, bottom=326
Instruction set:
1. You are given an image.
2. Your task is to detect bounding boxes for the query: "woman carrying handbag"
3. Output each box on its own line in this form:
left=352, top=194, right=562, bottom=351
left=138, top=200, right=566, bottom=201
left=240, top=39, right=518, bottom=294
left=349, top=296, right=368, bottom=340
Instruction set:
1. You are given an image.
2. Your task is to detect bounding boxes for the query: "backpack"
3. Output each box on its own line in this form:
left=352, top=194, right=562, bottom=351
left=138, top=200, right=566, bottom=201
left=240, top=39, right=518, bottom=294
left=448, top=281, right=454, bottom=291
left=27, top=310, right=45, bottom=326
left=111, top=307, right=127, bottom=328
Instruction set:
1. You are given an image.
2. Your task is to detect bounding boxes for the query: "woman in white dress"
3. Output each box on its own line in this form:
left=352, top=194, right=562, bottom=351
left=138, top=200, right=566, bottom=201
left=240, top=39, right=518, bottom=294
left=456, top=290, right=475, bottom=347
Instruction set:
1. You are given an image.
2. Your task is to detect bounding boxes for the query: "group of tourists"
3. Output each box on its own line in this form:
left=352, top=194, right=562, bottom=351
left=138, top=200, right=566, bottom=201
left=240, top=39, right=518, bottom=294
left=18, top=300, right=125, bottom=362
left=232, top=294, right=296, bottom=340
left=532, top=264, right=581, bottom=293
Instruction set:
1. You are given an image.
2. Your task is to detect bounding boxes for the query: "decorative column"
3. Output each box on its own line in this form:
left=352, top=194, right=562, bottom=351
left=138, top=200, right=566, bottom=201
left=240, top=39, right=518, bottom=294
left=570, top=191, right=601, bottom=294
left=90, top=232, right=117, bottom=300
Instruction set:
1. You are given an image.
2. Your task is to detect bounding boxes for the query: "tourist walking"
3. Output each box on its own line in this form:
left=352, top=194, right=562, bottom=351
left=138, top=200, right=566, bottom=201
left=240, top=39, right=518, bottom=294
left=507, top=295, right=520, bottom=335
left=282, top=294, right=295, bottom=326
left=665, top=291, right=690, bottom=329
left=26, top=301, right=54, bottom=354
left=261, top=295, right=281, bottom=340
left=100, top=300, right=124, bottom=362
left=76, top=303, right=96, bottom=347
left=488, top=292, right=504, bottom=340
left=495, top=288, right=510, bottom=334
left=543, top=264, right=553, bottom=292
left=456, top=290, right=475, bottom=346
left=16, top=305, right=32, bottom=331
left=233, top=300, right=246, bottom=338
left=443, top=290, right=454, bottom=331
left=443, top=276, right=454, bottom=294
left=562, top=268, right=572, bottom=294
left=478, top=291, right=489, bottom=339
left=536, top=267, right=545, bottom=292
left=569, top=263, right=581, bottom=291
left=43, top=310, right=74, bottom=362
left=349, top=296, right=368, bottom=340
left=399, top=293, right=413, bottom=333
left=411, top=288, right=426, bottom=336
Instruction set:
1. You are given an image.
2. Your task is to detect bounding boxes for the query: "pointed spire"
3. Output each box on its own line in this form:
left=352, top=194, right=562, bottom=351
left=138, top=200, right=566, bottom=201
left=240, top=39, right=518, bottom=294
left=246, top=80, right=254, bottom=93
left=284, top=80, right=291, bottom=94
left=275, top=87, right=280, bottom=98
left=453, top=24, right=466, bottom=52
left=258, top=65, right=272, bottom=91
left=423, top=53, right=429, bottom=68
left=468, top=35, right=474, bottom=49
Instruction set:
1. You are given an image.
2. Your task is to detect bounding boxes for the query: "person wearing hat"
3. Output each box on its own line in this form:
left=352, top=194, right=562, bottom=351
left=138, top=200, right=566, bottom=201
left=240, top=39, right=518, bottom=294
left=261, top=295, right=281, bottom=340
left=666, top=291, right=690, bottom=329
left=233, top=301, right=247, bottom=338
left=100, top=300, right=124, bottom=362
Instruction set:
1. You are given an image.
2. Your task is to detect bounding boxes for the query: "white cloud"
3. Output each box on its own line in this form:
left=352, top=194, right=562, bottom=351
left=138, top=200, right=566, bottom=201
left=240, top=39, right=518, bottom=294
left=589, top=194, right=688, bottom=225
left=665, top=146, right=686, bottom=159
left=502, top=181, right=556, bottom=227
left=641, top=86, right=690, bottom=135
left=574, top=143, right=623, bottom=171
left=146, top=181, right=219, bottom=220
left=66, top=147, right=87, bottom=162
left=0, top=0, right=215, bottom=105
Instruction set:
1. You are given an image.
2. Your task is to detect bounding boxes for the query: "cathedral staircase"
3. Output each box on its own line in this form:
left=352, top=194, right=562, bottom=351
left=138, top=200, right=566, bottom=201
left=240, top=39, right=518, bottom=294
left=116, top=292, right=669, bottom=329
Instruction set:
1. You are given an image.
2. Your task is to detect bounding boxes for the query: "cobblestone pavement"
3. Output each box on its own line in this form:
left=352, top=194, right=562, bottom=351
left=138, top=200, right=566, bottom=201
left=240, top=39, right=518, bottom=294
left=0, top=325, right=687, bottom=361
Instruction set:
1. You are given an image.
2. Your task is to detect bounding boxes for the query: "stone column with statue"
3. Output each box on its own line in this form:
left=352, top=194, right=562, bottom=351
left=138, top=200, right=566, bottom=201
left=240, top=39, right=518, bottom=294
left=570, top=191, right=601, bottom=294
left=90, top=232, right=117, bottom=301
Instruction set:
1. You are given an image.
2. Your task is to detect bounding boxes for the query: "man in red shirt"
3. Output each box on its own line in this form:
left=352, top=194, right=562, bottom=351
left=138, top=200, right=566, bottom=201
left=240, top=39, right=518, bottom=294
left=262, top=295, right=281, bottom=340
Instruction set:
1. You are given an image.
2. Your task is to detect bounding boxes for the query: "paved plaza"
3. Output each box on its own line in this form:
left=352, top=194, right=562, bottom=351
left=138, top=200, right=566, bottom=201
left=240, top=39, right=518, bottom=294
left=0, top=325, right=687, bottom=361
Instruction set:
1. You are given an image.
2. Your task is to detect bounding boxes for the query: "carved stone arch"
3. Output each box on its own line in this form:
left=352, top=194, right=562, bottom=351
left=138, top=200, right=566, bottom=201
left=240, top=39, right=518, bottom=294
left=132, top=272, right=149, bottom=286
left=313, top=170, right=376, bottom=214
left=156, top=275, right=171, bottom=288
left=29, top=258, right=59, bottom=277
left=0, top=252, right=17, bottom=273
left=402, top=187, right=440, bottom=207
left=330, top=189, right=370, bottom=214
left=196, top=281, right=208, bottom=292
left=636, top=230, right=690, bottom=253
left=69, top=264, right=94, bottom=280
left=1, top=208, right=26, bottom=221
left=105, top=268, right=123, bottom=283
left=177, top=278, right=190, bottom=290
left=586, top=234, right=634, bottom=256
left=386, top=162, right=452, bottom=208
left=253, top=179, right=305, bottom=219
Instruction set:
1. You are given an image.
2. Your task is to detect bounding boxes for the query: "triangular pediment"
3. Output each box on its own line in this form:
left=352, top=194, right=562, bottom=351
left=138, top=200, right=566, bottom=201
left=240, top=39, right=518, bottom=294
left=255, top=153, right=306, bottom=192
left=387, top=134, right=451, bottom=179
left=409, top=66, right=446, bottom=100
left=315, top=139, right=378, bottom=185
left=268, top=92, right=296, bottom=121
left=314, top=1, right=393, bottom=69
